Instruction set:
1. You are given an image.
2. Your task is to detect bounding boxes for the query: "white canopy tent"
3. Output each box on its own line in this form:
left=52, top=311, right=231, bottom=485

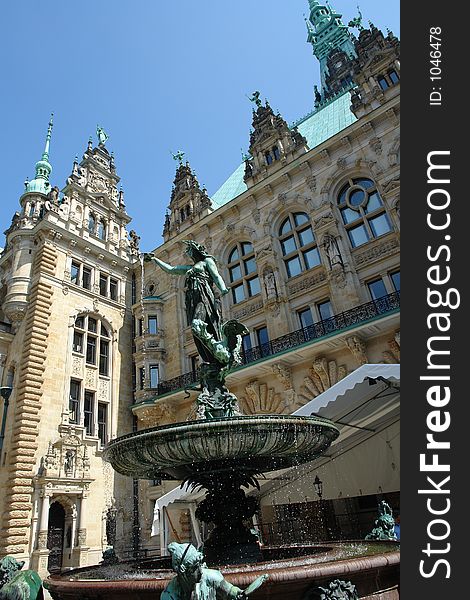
left=150, top=364, right=400, bottom=552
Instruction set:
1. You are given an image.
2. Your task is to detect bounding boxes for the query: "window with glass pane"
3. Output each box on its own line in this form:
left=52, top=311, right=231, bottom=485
left=338, top=178, right=390, bottom=248
left=190, top=355, right=200, bottom=374
left=82, top=267, right=92, bottom=290
left=227, top=242, right=259, bottom=304
left=148, top=316, right=158, bottom=334
left=256, top=326, right=270, bottom=357
left=88, top=318, right=97, bottom=333
left=73, top=331, right=83, bottom=353
left=390, top=271, right=400, bottom=292
left=298, top=307, right=314, bottom=329
left=84, top=391, right=94, bottom=435
left=99, top=274, right=107, bottom=296
left=69, top=380, right=80, bottom=424
left=88, top=213, right=96, bottom=233
left=378, top=76, right=389, bottom=90
left=139, top=367, right=145, bottom=390
left=279, top=213, right=320, bottom=278
left=318, top=301, right=333, bottom=321
left=98, top=403, right=107, bottom=445
left=368, top=279, right=388, bottom=300
left=86, top=336, right=96, bottom=365
left=71, top=262, right=80, bottom=285
left=101, top=324, right=109, bottom=338
left=99, top=340, right=109, bottom=376
left=389, top=70, right=399, bottom=84
left=247, top=276, right=260, bottom=297
left=109, top=278, right=118, bottom=301
left=97, top=220, right=106, bottom=240
left=75, top=316, right=84, bottom=329
left=242, top=334, right=252, bottom=353
left=150, top=365, right=159, bottom=389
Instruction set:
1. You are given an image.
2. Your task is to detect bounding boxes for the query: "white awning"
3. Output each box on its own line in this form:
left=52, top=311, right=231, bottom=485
left=293, top=364, right=400, bottom=419
left=151, top=485, right=204, bottom=537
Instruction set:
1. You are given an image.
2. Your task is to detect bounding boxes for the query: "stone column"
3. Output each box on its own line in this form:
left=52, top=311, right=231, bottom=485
left=30, top=492, right=51, bottom=576
left=37, top=493, right=50, bottom=549
left=77, top=493, right=88, bottom=546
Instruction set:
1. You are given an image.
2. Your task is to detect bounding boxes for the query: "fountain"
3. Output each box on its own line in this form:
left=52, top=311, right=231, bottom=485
left=44, top=242, right=399, bottom=599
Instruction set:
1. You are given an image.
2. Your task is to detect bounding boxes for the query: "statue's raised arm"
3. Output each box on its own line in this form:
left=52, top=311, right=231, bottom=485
left=143, top=253, right=191, bottom=275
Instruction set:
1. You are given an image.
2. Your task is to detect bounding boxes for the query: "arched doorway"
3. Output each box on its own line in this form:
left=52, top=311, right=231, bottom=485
left=47, top=502, right=65, bottom=572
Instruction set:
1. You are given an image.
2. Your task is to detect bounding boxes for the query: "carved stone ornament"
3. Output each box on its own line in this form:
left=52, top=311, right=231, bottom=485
left=240, top=381, right=287, bottom=415
left=344, top=335, right=368, bottom=366
left=299, top=358, right=347, bottom=401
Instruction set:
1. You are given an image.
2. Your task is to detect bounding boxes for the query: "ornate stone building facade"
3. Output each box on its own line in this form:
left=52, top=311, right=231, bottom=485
left=0, top=128, right=135, bottom=573
left=0, top=0, right=400, bottom=569
left=132, top=4, right=400, bottom=549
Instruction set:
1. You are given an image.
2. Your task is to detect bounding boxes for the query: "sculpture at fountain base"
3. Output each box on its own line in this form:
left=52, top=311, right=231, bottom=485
left=0, top=556, right=43, bottom=600
left=162, top=543, right=268, bottom=600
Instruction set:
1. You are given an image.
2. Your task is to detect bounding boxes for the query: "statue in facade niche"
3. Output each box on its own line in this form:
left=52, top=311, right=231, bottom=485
left=144, top=241, right=248, bottom=418
left=323, top=234, right=343, bottom=269
left=161, top=543, right=268, bottom=600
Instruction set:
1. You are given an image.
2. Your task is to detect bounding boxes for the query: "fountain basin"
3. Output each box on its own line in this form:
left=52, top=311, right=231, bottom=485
left=44, top=541, right=400, bottom=600
left=103, top=415, right=340, bottom=481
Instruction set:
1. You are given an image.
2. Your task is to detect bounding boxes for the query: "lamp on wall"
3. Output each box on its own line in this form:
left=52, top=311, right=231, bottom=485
left=313, top=475, right=323, bottom=501
left=0, top=386, right=13, bottom=452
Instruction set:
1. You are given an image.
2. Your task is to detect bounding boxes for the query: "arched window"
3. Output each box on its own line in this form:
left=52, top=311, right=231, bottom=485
left=279, top=212, right=320, bottom=278
left=88, top=212, right=96, bottom=233
left=273, top=146, right=281, bottom=161
left=97, top=219, right=106, bottom=240
left=70, top=314, right=111, bottom=443
left=337, top=178, right=392, bottom=248
left=227, top=242, right=260, bottom=304
left=265, top=152, right=273, bottom=166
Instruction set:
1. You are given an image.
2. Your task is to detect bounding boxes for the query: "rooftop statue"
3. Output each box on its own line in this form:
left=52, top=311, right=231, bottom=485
left=172, top=150, right=186, bottom=165
left=96, top=125, right=109, bottom=146
left=144, top=241, right=248, bottom=419
left=348, top=6, right=364, bottom=31
left=161, top=543, right=268, bottom=600
left=248, top=91, right=262, bottom=108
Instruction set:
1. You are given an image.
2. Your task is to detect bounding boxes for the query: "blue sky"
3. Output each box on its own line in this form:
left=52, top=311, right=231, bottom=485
left=0, top=1, right=399, bottom=251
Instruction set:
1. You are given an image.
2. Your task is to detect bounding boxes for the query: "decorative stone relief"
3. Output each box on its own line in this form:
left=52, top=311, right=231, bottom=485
left=306, top=175, right=316, bottom=193
left=383, top=329, right=400, bottom=363
left=99, top=378, right=109, bottom=400
left=345, top=335, right=368, bottom=366
left=354, top=238, right=399, bottom=267
left=271, top=363, right=293, bottom=390
left=232, top=299, right=263, bottom=320
left=299, top=358, right=347, bottom=401
left=72, top=356, right=83, bottom=377
left=287, top=269, right=327, bottom=296
left=85, top=367, right=97, bottom=388
left=240, top=381, right=286, bottom=415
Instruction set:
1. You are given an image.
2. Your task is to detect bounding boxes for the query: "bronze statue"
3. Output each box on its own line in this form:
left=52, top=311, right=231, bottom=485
left=161, top=543, right=268, bottom=600
left=144, top=241, right=248, bottom=418
left=365, top=501, right=397, bottom=541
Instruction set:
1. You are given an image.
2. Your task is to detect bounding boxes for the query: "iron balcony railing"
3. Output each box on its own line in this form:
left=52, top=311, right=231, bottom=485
left=156, top=292, right=400, bottom=397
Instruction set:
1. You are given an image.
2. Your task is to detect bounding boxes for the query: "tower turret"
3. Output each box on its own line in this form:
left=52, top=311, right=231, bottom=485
left=306, top=0, right=356, bottom=91
left=24, top=114, right=54, bottom=195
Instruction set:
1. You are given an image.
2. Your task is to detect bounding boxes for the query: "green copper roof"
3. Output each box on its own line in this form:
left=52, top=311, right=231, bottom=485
left=211, top=92, right=357, bottom=208
left=25, top=114, right=54, bottom=195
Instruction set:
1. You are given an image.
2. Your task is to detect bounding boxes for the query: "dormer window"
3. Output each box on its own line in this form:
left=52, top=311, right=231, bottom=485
left=273, top=146, right=281, bottom=161
left=97, top=219, right=106, bottom=240
left=265, top=152, right=273, bottom=166
left=378, top=70, right=400, bottom=90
